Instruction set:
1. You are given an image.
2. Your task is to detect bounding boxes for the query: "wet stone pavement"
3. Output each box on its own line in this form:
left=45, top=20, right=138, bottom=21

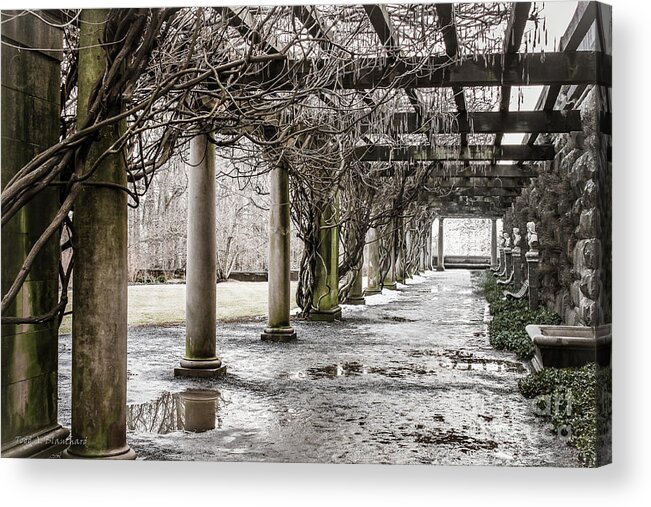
left=57, top=270, right=578, bottom=465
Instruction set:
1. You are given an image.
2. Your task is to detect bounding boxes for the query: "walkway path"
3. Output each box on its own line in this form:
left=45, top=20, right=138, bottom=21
left=57, top=270, right=577, bottom=465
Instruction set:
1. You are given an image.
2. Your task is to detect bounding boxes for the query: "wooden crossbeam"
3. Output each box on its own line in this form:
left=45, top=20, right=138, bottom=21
left=355, top=144, right=555, bottom=162
left=495, top=2, right=531, bottom=147
left=423, top=187, right=521, bottom=198
left=293, top=5, right=335, bottom=51
left=236, top=51, right=611, bottom=90
left=422, top=195, right=514, bottom=210
left=527, top=2, right=599, bottom=145
left=361, top=110, right=582, bottom=135
left=220, top=7, right=283, bottom=55
left=363, top=5, right=424, bottom=122
left=427, top=176, right=531, bottom=189
left=364, top=4, right=399, bottom=57
left=435, top=3, right=468, bottom=148
left=426, top=164, right=536, bottom=179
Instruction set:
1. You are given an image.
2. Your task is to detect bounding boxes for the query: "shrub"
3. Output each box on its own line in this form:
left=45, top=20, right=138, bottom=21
left=480, top=271, right=560, bottom=359
left=519, top=364, right=612, bottom=467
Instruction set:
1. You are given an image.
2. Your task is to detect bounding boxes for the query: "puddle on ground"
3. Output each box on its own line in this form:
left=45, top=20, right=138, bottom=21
left=381, top=315, right=417, bottom=323
left=407, top=349, right=525, bottom=373
left=128, top=389, right=222, bottom=434
left=279, top=361, right=438, bottom=380
left=408, top=429, right=498, bottom=453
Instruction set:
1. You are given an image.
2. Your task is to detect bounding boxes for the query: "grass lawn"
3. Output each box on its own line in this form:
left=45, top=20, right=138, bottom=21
left=59, top=281, right=298, bottom=334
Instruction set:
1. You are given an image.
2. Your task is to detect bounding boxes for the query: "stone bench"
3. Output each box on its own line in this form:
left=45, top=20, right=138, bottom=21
left=504, top=279, right=529, bottom=299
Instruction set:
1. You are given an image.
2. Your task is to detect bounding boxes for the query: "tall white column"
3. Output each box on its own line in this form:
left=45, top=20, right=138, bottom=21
left=365, top=227, right=382, bottom=295
left=175, top=134, right=225, bottom=377
left=437, top=218, right=445, bottom=271
left=262, top=164, right=296, bottom=341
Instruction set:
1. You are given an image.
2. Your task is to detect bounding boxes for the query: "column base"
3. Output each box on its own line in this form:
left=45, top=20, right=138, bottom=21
left=436, top=266, right=445, bottom=272
left=175, top=365, right=227, bottom=378
left=261, top=326, right=297, bottom=342
left=175, top=358, right=227, bottom=378
left=363, top=287, right=382, bottom=296
left=383, top=282, right=397, bottom=290
left=309, top=306, right=342, bottom=321
left=62, top=445, right=136, bottom=460
left=343, top=295, right=366, bottom=305
left=1, top=424, right=70, bottom=458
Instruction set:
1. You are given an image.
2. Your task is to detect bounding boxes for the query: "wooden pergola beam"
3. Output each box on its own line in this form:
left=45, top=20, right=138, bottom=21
left=220, top=7, right=283, bottom=55
left=236, top=51, right=610, bottom=90
left=363, top=4, right=424, bottom=121
left=495, top=2, right=531, bottom=147
left=293, top=5, right=335, bottom=51
left=425, top=164, right=536, bottom=179
left=527, top=2, right=599, bottom=145
left=361, top=110, right=583, bottom=135
left=423, top=187, right=521, bottom=198
left=355, top=144, right=555, bottom=162
left=435, top=3, right=468, bottom=148
left=427, top=177, right=531, bottom=189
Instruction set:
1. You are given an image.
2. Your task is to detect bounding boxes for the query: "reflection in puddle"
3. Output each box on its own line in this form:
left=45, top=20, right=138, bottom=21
left=280, top=361, right=439, bottom=380
left=128, top=389, right=221, bottom=434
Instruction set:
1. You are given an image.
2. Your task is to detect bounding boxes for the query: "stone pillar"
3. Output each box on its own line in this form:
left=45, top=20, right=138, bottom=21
left=512, top=245, right=523, bottom=286
left=175, top=134, right=225, bottom=377
left=504, top=247, right=513, bottom=278
left=436, top=218, right=445, bottom=271
left=419, top=229, right=427, bottom=273
left=382, top=224, right=397, bottom=290
left=490, top=218, right=498, bottom=268
left=405, top=230, right=413, bottom=278
left=310, top=196, right=342, bottom=320
left=494, top=246, right=506, bottom=276
left=365, top=227, right=382, bottom=295
left=64, top=9, right=134, bottom=459
left=424, top=222, right=433, bottom=271
left=526, top=249, right=540, bottom=310
left=261, top=164, right=297, bottom=341
left=1, top=10, right=69, bottom=458
left=394, top=218, right=405, bottom=284
left=345, top=264, right=366, bottom=305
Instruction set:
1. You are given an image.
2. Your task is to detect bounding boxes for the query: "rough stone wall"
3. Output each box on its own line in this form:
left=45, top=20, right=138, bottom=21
left=509, top=87, right=611, bottom=326
left=1, top=12, right=64, bottom=450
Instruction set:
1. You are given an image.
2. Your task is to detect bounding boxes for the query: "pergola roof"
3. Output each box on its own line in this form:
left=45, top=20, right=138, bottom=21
left=193, top=3, right=611, bottom=215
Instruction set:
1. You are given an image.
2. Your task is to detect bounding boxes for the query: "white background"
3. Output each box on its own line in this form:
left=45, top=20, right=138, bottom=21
left=1, top=0, right=649, bottom=505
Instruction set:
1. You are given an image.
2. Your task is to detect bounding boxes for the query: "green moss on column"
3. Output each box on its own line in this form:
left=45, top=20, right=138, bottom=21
left=310, top=194, right=342, bottom=321
left=63, top=9, right=134, bottom=459
left=1, top=10, right=68, bottom=458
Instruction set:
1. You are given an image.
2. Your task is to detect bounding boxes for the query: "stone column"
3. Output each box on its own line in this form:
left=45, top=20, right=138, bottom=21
left=1, top=10, right=69, bottom=458
left=504, top=247, right=513, bottom=278
left=512, top=245, right=523, bottom=286
left=436, top=218, right=445, bottom=271
left=345, top=263, right=366, bottom=305
left=490, top=218, right=498, bottom=268
left=526, top=249, right=540, bottom=310
left=64, top=9, right=134, bottom=459
left=175, top=134, right=225, bottom=377
left=394, top=218, right=405, bottom=284
left=382, top=224, right=397, bottom=290
left=405, top=230, right=413, bottom=278
left=419, top=229, right=427, bottom=273
left=427, top=224, right=434, bottom=270
left=365, top=227, right=382, bottom=295
left=310, top=196, right=342, bottom=320
left=261, top=165, right=297, bottom=341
